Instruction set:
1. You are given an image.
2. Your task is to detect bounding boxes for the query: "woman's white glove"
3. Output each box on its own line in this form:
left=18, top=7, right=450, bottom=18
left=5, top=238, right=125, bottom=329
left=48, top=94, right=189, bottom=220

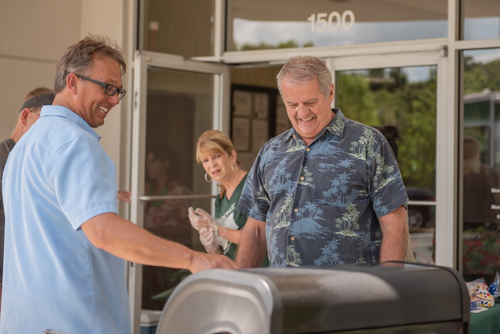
left=199, top=226, right=219, bottom=251
left=188, top=207, right=215, bottom=231
left=188, top=207, right=228, bottom=248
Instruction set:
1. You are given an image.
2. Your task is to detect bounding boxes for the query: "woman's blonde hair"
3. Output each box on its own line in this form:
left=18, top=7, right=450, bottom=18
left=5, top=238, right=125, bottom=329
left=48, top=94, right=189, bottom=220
left=196, top=130, right=241, bottom=197
left=196, top=130, right=238, bottom=164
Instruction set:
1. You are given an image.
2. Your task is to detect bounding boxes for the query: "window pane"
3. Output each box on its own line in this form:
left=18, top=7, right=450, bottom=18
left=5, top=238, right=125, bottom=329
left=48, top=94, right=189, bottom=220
left=141, top=0, right=215, bottom=57
left=227, top=0, right=447, bottom=52
left=230, top=66, right=285, bottom=170
left=142, top=67, right=215, bottom=310
left=463, top=0, right=500, bottom=40
left=462, top=49, right=500, bottom=285
left=337, top=66, right=437, bottom=264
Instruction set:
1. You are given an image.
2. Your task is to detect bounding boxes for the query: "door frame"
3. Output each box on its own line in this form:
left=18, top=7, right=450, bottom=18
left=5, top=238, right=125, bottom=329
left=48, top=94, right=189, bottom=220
left=128, top=50, right=230, bottom=333
left=223, top=43, right=455, bottom=269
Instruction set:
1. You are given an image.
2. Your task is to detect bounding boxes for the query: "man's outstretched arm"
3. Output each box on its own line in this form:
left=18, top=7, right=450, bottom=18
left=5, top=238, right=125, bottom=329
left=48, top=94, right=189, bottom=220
left=81, top=212, right=238, bottom=273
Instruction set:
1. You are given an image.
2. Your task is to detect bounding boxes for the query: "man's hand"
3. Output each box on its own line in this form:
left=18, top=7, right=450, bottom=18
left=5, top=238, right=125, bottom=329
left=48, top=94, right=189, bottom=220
left=117, top=191, right=131, bottom=203
left=190, top=252, right=238, bottom=273
left=379, top=205, right=408, bottom=262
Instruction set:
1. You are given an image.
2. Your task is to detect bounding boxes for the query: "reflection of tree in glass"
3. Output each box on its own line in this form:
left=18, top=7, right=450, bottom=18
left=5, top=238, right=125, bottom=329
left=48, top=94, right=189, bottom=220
left=462, top=52, right=500, bottom=285
left=464, top=56, right=500, bottom=94
left=337, top=73, right=378, bottom=126
left=238, top=40, right=314, bottom=51
left=338, top=68, right=437, bottom=190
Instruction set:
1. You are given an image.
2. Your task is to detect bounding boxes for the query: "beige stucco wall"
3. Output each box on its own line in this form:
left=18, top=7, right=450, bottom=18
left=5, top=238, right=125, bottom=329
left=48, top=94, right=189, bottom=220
left=0, top=0, right=81, bottom=139
left=0, top=0, right=130, bottom=213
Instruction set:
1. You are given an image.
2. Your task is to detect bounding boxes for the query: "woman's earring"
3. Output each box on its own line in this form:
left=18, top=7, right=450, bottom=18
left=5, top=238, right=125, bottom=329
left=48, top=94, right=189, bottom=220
left=231, top=164, right=237, bottom=172
left=205, top=173, right=212, bottom=183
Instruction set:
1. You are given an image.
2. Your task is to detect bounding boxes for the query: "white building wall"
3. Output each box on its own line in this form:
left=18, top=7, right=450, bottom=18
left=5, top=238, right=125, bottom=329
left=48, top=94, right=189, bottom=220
left=0, top=0, right=130, bottom=214
left=0, top=0, right=81, bottom=140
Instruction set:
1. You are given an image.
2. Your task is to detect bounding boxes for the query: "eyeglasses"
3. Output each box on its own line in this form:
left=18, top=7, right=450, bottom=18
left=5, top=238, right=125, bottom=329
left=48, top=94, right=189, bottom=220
left=75, top=74, right=126, bottom=100
left=29, top=108, right=41, bottom=117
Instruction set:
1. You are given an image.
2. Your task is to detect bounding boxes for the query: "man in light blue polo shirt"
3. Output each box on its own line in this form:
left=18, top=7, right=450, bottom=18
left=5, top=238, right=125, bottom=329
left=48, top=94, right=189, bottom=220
left=0, top=87, right=54, bottom=312
left=0, top=35, right=236, bottom=334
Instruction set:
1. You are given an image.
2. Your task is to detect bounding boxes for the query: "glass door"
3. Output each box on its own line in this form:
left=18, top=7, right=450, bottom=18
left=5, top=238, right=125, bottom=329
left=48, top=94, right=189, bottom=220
left=461, top=48, right=500, bottom=285
left=225, top=48, right=451, bottom=268
left=327, top=49, right=452, bottom=267
left=128, top=52, right=229, bottom=333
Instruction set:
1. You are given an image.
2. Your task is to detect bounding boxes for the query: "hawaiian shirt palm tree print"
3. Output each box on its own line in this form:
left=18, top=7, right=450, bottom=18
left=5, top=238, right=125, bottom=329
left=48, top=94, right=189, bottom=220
left=237, top=109, right=408, bottom=267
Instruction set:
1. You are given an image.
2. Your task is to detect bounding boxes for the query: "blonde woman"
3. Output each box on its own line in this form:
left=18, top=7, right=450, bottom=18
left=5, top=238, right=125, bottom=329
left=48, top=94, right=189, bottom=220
left=188, top=130, right=268, bottom=266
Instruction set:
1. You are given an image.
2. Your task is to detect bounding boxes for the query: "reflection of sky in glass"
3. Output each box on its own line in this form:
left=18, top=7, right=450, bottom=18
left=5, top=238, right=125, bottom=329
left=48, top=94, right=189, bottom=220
left=464, top=49, right=500, bottom=65
left=342, top=67, right=433, bottom=84
left=464, top=17, right=500, bottom=40
left=404, top=67, right=434, bottom=83
left=233, top=19, right=447, bottom=50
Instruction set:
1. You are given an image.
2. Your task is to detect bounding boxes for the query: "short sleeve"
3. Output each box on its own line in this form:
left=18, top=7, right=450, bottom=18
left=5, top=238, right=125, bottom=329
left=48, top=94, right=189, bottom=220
left=237, top=152, right=270, bottom=222
left=45, top=134, right=117, bottom=230
left=367, top=133, right=408, bottom=218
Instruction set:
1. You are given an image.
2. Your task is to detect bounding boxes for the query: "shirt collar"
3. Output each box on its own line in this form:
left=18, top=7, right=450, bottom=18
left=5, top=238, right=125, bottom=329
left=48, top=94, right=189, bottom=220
left=325, top=108, right=346, bottom=138
left=286, top=108, right=346, bottom=142
left=41, top=105, right=101, bottom=141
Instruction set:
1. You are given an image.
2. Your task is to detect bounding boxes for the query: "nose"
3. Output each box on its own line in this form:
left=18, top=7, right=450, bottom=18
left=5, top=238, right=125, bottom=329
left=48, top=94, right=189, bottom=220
left=109, top=92, right=120, bottom=106
left=296, top=103, right=307, bottom=114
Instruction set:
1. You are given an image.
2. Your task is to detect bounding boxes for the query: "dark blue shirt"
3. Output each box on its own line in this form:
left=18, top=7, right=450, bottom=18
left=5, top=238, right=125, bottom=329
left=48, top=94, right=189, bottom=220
left=237, top=109, right=408, bottom=267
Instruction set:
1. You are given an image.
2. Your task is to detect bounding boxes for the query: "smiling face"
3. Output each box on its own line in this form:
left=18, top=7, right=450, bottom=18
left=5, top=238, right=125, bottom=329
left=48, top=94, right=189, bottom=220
left=73, top=55, right=123, bottom=128
left=281, top=78, right=335, bottom=146
left=200, top=149, right=236, bottom=185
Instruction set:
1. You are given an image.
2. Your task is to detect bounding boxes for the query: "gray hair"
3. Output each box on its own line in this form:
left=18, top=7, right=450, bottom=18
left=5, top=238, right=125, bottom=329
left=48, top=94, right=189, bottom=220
left=276, top=56, right=332, bottom=98
left=54, top=34, right=126, bottom=94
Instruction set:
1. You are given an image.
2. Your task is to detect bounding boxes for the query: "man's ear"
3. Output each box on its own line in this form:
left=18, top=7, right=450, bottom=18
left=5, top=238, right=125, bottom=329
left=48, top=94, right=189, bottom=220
left=327, top=83, right=335, bottom=104
left=66, top=72, right=79, bottom=95
left=19, top=108, right=31, bottom=126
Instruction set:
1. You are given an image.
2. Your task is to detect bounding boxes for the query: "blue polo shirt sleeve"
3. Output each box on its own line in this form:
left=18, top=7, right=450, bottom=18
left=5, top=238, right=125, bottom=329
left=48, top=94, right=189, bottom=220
left=367, top=133, right=408, bottom=218
left=45, top=133, right=118, bottom=230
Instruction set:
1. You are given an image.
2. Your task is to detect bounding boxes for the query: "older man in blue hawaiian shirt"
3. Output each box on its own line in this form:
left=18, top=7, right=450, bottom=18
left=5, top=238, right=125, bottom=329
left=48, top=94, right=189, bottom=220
left=236, top=56, right=409, bottom=267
